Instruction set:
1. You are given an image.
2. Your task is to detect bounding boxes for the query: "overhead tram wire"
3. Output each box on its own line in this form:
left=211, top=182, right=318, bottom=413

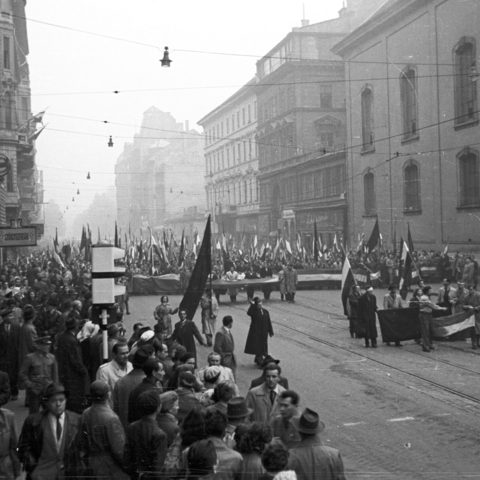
left=11, top=12, right=457, bottom=68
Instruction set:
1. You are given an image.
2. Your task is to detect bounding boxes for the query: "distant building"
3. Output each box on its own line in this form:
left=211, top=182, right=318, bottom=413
left=332, top=0, right=480, bottom=250
left=115, top=107, right=205, bottom=237
left=0, top=1, right=43, bottom=237
left=198, top=77, right=259, bottom=244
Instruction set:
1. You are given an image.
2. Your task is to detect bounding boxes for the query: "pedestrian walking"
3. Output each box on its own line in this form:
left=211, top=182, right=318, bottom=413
left=213, top=315, right=237, bottom=377
left=169, top=309, right=205, bottom=366
left=284, top=264, right=298, bottom=303
left=200, top=289, right=219, bottom=347
left=154, top=296, right=179, bottom=338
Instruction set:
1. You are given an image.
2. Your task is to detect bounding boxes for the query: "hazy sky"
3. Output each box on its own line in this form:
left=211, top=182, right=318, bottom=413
left=26, top=0, right=345, bottom=235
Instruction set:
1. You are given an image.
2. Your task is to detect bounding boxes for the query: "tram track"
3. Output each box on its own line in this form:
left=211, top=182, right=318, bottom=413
left=231, top=295, right=480, bottom=409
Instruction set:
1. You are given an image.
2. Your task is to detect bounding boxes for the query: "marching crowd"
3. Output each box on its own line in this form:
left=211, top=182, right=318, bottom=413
left=0, top=252, right=346, bottom=480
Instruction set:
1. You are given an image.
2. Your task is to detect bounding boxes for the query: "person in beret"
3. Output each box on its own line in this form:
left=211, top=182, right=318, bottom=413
left=288, top=408, right=346, bottom=480
left=77, top=380, right=129, bottom=480
left=157, top=391, right=180, bottom=447
left=18, top=383, right=82, bottom=480
left=19, top=336, right=58, bottom=414
left=0, top=308, right=20, bottom=400
left=124, top=390, right=168, bottom=479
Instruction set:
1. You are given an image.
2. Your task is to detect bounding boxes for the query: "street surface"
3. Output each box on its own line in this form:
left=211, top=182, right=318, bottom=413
left=7, top=286, right=480, bottom=478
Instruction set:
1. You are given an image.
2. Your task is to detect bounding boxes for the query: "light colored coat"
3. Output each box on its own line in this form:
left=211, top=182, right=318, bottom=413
left=246, top=382, right=285, bottom=423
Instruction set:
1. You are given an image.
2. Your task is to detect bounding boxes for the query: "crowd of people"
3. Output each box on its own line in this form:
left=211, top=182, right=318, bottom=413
left=0, top=250, right=345, bottom=480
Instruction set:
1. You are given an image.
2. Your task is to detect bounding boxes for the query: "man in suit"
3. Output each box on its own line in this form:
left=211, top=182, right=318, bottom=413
left=18, top=383, right=82, bottom=480
left=214, top=315, right=237, bottom=377
left=437, top=278, right=456, bottom=315
left=288, top=408, right=346, bottom=480
left=0, top=308, right=21, bottom=400
left=246, top=364, right=286, bottom=423
left=169, top=309, right=205, bottom=365
left=357, top=285, right=378, bottom=348
left=124, top=390, right=168, bottom=479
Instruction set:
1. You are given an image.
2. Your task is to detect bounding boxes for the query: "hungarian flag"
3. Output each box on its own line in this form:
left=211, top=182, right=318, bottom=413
left=366, top=218, right=380, bottom=254
left=314, top=221, right=322, bottom=260
left=180, top=216, right=212, bottom=320
left=341, top=256, right=356, bottom=316
left=431, top=310, right=475, bottom=338
left=79, top=226, right=87, bottom=252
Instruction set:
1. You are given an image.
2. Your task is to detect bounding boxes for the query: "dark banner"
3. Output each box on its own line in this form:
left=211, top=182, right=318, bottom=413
left=377, top=307, right=421, bottom=343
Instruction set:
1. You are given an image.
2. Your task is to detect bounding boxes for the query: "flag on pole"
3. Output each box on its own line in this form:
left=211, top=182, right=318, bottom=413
left=341, top=256, right=356, bottom=316
left=114, top=221, right=119, bottom=248
left=366, top=218, right=380, bottom=254
left=407, top=222, right=415, bottom=253
left=443, top=243, right=449, bottom=255
left=80, top=226, right=87, bottom=252
left=179, top=215, right=212, bottom=320
left=285, top=239, right=292, bottom=255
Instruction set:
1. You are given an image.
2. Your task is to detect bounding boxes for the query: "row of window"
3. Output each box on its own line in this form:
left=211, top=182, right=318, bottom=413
left=206, top=177, right=259, bottom=209
left=360, top=37, right=478, bottom=149
left=205, top=101, right=257, bottom=146
left=363, top=150, right=480, bottom=216
left=206, top=136, right=257, bottom=175
left=260, top=164, right=346, bottom=206
left=258, top=124, right=296, bottom=166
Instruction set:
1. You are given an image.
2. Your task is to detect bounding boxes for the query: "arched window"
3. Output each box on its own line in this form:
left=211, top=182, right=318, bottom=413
left=458, top=149, right=480, bottom=206
left=404, top=161, right=421, bottom=212
left=400, top=67, right=418, bottom=139
left=361, top=86, right=374, bottom=150
left=364, top=171, right=376, bottom=216
left=454, top=38, right=478, bottom=126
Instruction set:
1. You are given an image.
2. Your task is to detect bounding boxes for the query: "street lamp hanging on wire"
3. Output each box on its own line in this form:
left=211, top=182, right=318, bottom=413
left=161, top=47, right=172, bottom=67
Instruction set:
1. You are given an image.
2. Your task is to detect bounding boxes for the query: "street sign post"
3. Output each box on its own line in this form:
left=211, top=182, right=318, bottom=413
left=0, top=226, right=37, bottom=247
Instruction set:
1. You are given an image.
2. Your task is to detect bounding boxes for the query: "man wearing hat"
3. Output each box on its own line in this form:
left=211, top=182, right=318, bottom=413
left=288, top=408, right=346, bottom=480
left=96, top=341, right=132, bottom=395
left=77, top=380, right=130, bottom=480
left=18, top=383, right=82, bottom=480
left=357, top=285, right=379, bottom=348
left=383, top=284, right=403, bottom=347
left=55, top=312, right=89, bottom=413
left=224, top=397, right=253, bottom=448
left=0, top=308, right=20, bottom=400
left=19, top=336, right=58, bottom=414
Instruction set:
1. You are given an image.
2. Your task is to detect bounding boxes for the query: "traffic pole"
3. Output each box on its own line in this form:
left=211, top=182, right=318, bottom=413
left=101, top=308, right=109, bottom=364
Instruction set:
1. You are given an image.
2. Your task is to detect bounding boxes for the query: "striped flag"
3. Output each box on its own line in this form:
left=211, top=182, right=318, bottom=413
left=341, top=256, right=356, bottom=316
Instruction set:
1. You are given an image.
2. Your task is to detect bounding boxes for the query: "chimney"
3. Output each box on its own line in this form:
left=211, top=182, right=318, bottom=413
left=185, top=120, right=189, bottom=131
left=301, top=19, right=309, bottom=27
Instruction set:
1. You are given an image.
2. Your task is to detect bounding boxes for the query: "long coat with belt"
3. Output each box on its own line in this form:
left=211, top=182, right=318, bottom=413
left=55, top=330, right=89, bottom=413
left=17, top=409, right=81, bottom=480
left=244, top=304, right=273, bottom=356
left=357, top=292, right=378, bottom=340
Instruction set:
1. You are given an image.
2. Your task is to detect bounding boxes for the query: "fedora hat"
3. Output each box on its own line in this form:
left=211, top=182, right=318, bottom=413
left=291, top=408, right=325, bottom=434
left=227, top=397, right=253, bottom=419
left=261, top=355, right=280, bottom=367
left=23, top=304, right=36, bottom=321
left=42, top=383, right=68, bottom=401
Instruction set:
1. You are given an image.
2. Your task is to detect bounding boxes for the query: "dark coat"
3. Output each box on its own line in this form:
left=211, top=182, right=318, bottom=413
left=55, top=330, right=89, bottom=413
left=214, top=326, right=237, bottom=373
left=357, top=292, right=378, bottom=340
left=128, top=377, right=163, bottom=424
left=124, top=417, right=168, bottom=480
left=244, top=305, right=273, bottom=356
left=0, top=323, right=20, bottom=388
left=156, top=413, right=179, bottom=448
left=175, top=387, right=201, bottom=425
left=17, top=410, right=81, bottom=480
left=0, top=372, right=10, bottom=406
left=170, top=320, right=204, bottom=363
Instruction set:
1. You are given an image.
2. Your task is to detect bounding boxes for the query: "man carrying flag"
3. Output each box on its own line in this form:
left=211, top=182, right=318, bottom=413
left=419, top=286, right=447, bottom=352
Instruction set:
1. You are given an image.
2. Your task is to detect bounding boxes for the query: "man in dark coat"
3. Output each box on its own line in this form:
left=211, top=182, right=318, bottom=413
left=55, top=314, right=89, bottom=413
left=124, top=390, right=168, bottom=479
left=0, top=371, right=10, bottom=406
left=244, top=297, right=274, bottom=366
left=214, top=315, right=237, bottom=377
left=0, top=308, right=21, bottom=399
left=357, top=285, right=378, bottom=348
left=169, top=309, right=205, bottom=365
left=17, top=383, right=82, bottom=480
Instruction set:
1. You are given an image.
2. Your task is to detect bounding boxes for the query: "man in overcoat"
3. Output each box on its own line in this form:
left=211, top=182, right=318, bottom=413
left=284, top=263, right=298, bottom=303
left=55, top=314, right=89, bottom=413
left=357, top=285, right=378, bottom=348
left=244, top=297, right=273, bottom=366
left=17, top=383, right=81, bottom=480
